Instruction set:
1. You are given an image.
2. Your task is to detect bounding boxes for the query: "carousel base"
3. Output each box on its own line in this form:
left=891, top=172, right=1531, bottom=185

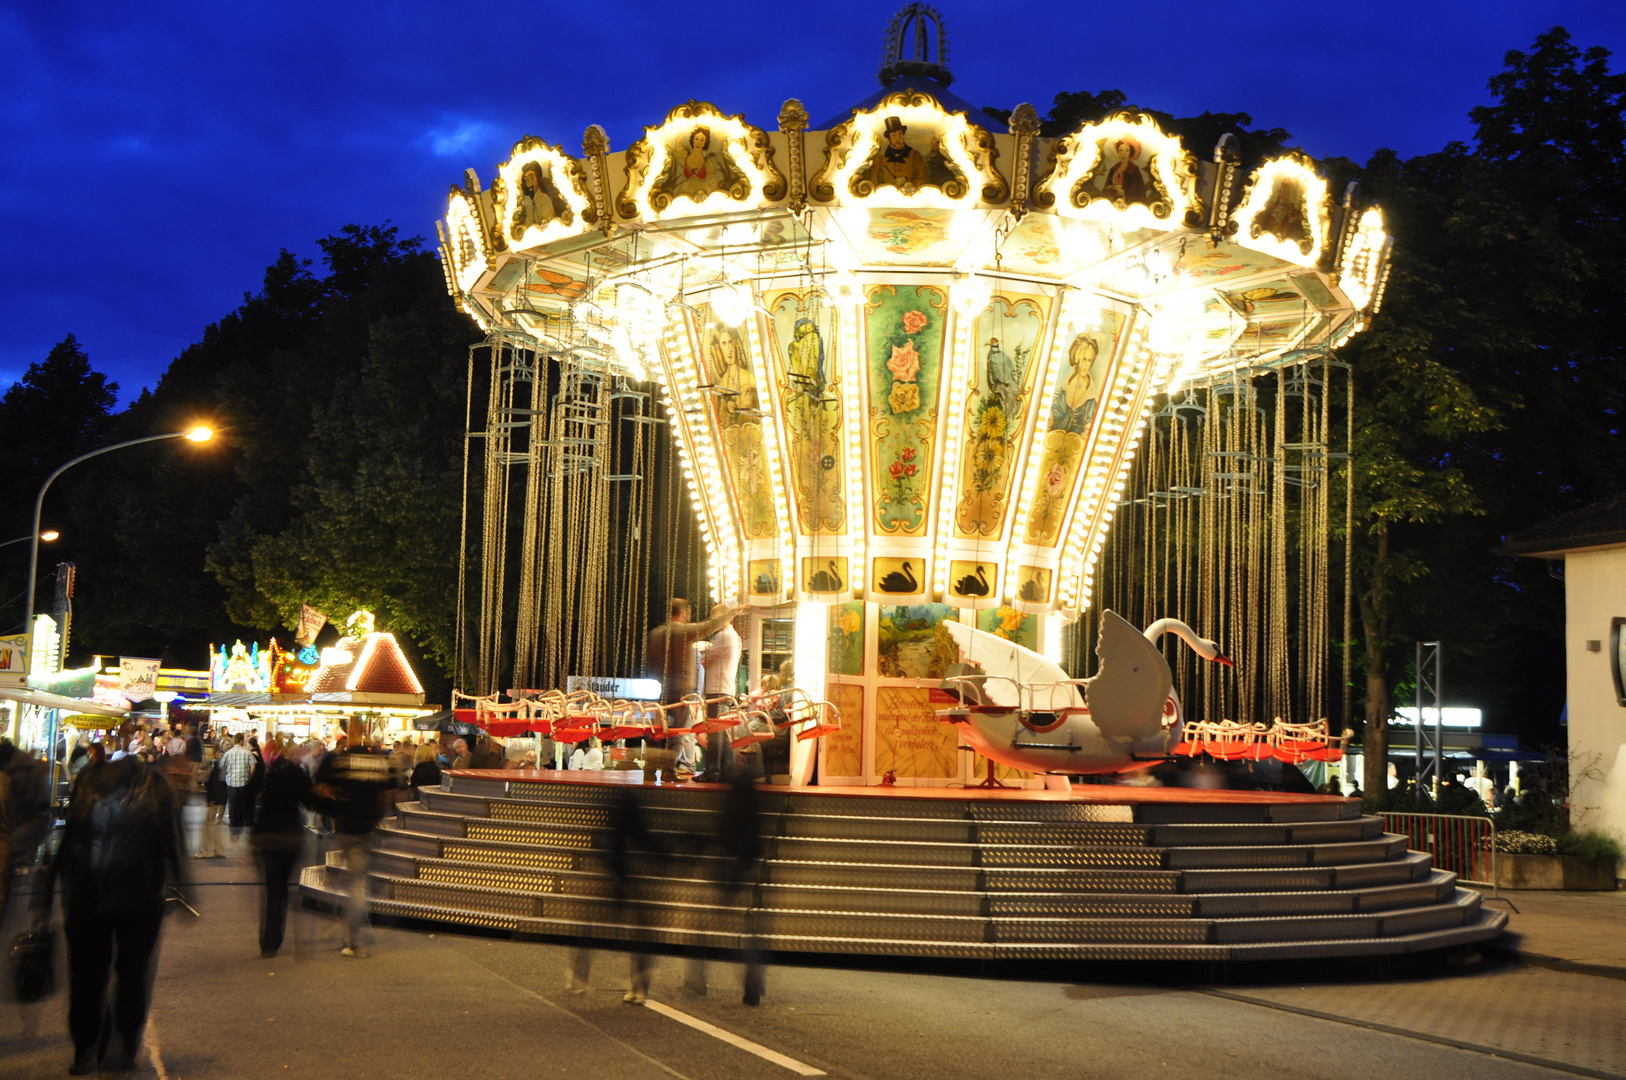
left=297, top=769, right=1506, bottom=963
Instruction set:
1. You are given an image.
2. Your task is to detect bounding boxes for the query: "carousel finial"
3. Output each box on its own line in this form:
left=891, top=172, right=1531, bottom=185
left=879, top=3, right=952, bottom=88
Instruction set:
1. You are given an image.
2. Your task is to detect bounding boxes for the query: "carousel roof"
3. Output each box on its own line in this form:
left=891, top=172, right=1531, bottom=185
left=434, top=4, right=1391, bottom=616
left=307, top=632, right=424, bottom=698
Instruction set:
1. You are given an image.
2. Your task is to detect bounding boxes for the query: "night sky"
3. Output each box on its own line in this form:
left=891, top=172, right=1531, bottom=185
left=5, top=1, right=1624, bottom=401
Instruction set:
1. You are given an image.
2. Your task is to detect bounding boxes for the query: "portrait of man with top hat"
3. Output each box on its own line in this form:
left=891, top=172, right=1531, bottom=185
left=867, top=115, right=931, bottom=191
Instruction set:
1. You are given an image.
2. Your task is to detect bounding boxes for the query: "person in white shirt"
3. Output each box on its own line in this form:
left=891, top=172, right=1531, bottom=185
left=697, top=605, right=742, bottom=783
left=568, top=744, right=586, bottom=770
left=581, top=736, right=604, bottom=771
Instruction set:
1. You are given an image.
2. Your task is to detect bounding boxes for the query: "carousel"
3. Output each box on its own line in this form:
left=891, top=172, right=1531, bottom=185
left=299, top=6, right=1505, bottom=965
left=441, top=4, right=1382, bottom=788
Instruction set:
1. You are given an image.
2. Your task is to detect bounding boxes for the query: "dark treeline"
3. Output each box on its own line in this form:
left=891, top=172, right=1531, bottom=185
left=0, top=226, right=480, bottom=705
left=4, top=29, right=1620, bottom=755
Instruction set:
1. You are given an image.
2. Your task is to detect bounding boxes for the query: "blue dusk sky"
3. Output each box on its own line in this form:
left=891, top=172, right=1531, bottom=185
left=3, top=0, right=1623, bottom=401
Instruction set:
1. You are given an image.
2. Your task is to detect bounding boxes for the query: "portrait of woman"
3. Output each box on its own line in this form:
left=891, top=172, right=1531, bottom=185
left=1050, top=332, right=1105, bottom=435
left=656, top=125, right=745, bottom=202
left=1100, top=136, right=1146, bottom=206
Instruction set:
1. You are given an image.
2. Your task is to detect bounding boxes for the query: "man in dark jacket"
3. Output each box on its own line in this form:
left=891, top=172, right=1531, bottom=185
left=32, top=756, right=186, bottom=1074
left=0, top=737, right=49, bottom=870
left=252, top=752, right=319, bottom=957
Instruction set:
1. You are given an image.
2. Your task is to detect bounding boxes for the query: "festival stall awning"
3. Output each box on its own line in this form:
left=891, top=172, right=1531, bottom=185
left=0, top=684, right=130, bottom=718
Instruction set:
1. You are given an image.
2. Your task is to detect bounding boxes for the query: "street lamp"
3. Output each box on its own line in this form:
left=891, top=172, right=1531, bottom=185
left=0, top=531, right=59, bottom=551
left=25, top=426, right=212, bottom=795
left=24, top=426, right=214, bottom=634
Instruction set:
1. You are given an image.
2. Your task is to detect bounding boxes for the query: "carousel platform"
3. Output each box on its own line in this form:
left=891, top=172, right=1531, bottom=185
left=298, top=769, right=1507, bottom=963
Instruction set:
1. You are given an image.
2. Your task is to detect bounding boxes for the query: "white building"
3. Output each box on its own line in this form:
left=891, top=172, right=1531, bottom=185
left=1502, top=494, right=1626, bottom=849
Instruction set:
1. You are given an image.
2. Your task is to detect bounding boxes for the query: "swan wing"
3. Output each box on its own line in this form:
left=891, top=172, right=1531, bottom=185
left=941, top=622, right=1082, bottom=710
left=1087, top=610, right=1173, bottom=740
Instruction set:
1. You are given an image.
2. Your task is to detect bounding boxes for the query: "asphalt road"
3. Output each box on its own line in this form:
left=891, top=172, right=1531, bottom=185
left=2, top=854, right=1621, bottom=1080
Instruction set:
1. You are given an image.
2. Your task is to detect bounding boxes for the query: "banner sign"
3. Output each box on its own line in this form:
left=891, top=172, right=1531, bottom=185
left=297, top=604, right=328, bottom=645
left=563, top=676, right=661, bottom=701
left=119, top=657, right=161, bottom=701
left=0, top=633, right=27, bottom=687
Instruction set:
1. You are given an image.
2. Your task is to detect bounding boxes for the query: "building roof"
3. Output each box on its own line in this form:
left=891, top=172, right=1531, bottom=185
left=1497, top=492, right=1626, bottom=557
left=306, top=632, right=425, bottom=699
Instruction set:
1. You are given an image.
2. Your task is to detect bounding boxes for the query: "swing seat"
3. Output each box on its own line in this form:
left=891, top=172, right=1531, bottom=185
left=796, top=722, right=841, bottom=742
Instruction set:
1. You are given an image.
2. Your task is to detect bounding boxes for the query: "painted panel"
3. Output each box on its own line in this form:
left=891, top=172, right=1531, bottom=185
left=747, top=559, right=782, bottom=599
left=827, top=601, right=865, bottom=677
left=977, top=605, right=1037, bottom=651
left=953, top=292, right=1052, bottom=539
left=946, top=559, right=997, bottom=603
left=874, top=686, right=959, bottom=780
left=865, top=284, right=949, bottom=536
left=875, top=603, right=957, bottom=679
left=764, top=289, right=848, bottom=536
left=801, top=556, right=849, bottom=596
left=696, top=305, right=777, bottom=541
left=823, top=681, right=864, bottom=777
left=1022, top=312, right=1127, bottom=548
left=871, top=556, right=926, bottom=599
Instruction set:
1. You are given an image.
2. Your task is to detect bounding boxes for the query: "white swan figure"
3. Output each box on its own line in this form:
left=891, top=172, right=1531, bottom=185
left=938, top=610, right=1231, bottom=777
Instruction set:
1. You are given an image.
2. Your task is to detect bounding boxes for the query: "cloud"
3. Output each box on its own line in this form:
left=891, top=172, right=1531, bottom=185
left=423, top=119, right=494, bottom=159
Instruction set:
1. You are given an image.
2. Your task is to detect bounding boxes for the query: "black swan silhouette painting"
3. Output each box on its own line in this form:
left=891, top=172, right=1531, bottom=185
left=806, top=560, right=844, bottom=592
left=954, top=564, right=990, bottom=597
left=1017, top=574, right=1045, bottom=601
left=877, top=561, right=917, bottom=593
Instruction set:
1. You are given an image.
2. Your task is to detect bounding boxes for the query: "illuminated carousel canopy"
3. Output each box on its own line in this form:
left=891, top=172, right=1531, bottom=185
left=436, top=3, right=1391, bottom=623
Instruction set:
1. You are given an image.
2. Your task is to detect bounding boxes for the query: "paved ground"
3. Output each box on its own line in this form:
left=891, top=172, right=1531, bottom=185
left=3, top=811, right=1623, bottom=1080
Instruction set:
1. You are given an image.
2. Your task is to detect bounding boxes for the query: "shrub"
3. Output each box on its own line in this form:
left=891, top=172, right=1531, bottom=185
left=1493, top=830, right=1559, bottom=855
left=1557, top=829, right=1624, bottom=865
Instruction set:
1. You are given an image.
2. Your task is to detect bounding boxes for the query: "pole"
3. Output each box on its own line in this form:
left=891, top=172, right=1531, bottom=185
left=27, top=430, right=206, bottom=802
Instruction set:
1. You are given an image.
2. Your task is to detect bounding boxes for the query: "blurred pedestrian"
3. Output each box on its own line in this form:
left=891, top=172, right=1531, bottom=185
left=408, top=742, right=441, bottom=798
left=697, top=604, right=742, bottom=783
left=312, top=741, right=394, bottom=956
left=30, top=754, right=186, bottom=1075
left=221, top=733, right=256, bottom=842
left=252, top=748, right=317, bottom=957
left=196, top=740, right=228, bottom=858
left=0, top=737, right=49, bottom=886
left=450, top=737, right=472, bottom=769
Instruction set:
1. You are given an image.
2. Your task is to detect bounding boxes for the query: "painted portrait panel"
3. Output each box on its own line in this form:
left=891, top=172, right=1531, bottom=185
left=509, top=158, right=574, bottom=242
left=1252, top=174, right=1312, bottom=254
left=865, top=284, right=949, bottom=536
left=1072, top=134, right=1169, bottom=212
left=1023, top=311, right=1126, bottom=548
left=695, top=306, right=777, bottom=541
left=765, top=289, right=847, bottom=536
left=953, top=293, right=1051, bottom=539
left=652, top=124, right=749, bottom=207
left=853, top=115, right=968, bottom=198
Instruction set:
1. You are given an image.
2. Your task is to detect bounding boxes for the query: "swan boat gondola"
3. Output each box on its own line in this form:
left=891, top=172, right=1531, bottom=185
left=936, top=610, right=1232, bottom=778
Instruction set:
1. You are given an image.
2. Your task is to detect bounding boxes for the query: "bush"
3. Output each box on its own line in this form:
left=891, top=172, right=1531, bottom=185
left=1557, top=829, right=1624, bottom=865
left=1493, top=830, right=1559, bottom=855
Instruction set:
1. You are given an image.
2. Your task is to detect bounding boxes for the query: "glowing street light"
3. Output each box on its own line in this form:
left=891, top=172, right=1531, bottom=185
left=0, top=531, right=59, bottom=551
left=25, top=428, right=216, bottom=632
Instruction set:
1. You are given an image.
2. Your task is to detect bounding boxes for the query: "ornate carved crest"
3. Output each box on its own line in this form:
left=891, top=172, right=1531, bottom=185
left=614, top=101, right=785, bottom=221
left=491, top=136, right=596, bottom=253
left=1034, top=111, right=1202, bottom=229
left=1232, top=152, right=1330, bottom=266
left=442, top=186, right=491, bottom=293
left=809, top=91, right=1006, bottom=205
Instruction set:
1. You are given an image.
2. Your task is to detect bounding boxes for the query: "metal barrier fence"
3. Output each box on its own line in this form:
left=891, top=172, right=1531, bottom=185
left=1380, top=812, right=1497, bottom=895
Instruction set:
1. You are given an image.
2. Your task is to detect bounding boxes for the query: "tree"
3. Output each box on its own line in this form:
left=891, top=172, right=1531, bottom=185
left=0, top=336, right=118, bottom=632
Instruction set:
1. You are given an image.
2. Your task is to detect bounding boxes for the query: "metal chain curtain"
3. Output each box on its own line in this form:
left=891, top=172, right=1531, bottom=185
left=1070, top=361, right=1350, bottom=729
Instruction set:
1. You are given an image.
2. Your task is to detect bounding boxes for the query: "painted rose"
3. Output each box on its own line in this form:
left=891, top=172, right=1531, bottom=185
left=1043, top=462, right=1068, bottom=492
left=889, top=461, right=904, bottom=479
left=901, top=309, right=929, bottom=335
left=888, top=381, right=921, bottom=414
left=900, top=447, right=916, bottom=462
left=904, top=463, right=918, bottom=477
left=886, top=341, right=922, bottom=381
left=840, top=609, right=862, bottom=635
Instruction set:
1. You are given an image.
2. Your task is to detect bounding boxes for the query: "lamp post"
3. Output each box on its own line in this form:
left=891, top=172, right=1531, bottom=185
left=24, top=427, right=213, bottom=633
left=25, top=427, right=211, bottom=796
